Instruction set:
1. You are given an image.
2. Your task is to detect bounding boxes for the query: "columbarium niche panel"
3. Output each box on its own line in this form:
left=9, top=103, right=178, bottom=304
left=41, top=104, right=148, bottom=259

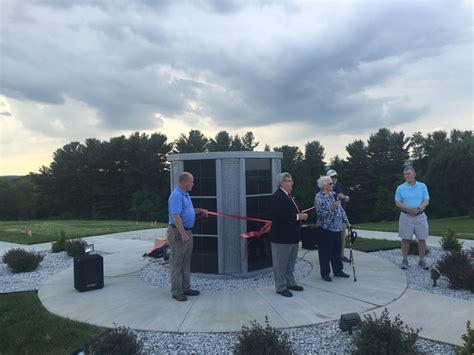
left=183, top=159, right=218, bottom=274
left=168, top=151, right=282, bottom=276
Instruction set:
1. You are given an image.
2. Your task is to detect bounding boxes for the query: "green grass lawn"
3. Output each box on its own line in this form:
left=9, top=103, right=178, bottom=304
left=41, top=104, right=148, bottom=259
left=349, top=237, right=400, bottom=252
left=0, top=291, right=104, bottom=354
left=355, top=216, right=474, bottom=240
left=0, top=220, right=167, bottom=244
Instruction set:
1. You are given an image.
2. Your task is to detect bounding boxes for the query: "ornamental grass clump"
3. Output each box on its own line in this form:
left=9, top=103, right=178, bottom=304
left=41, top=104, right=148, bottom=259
left=352, top=308, right=421, bottom=355
left=437, top=250, right=474, bottom=292
left=234, top=316, right=293, bottom=355
left=85, top=325, right=142, bottom=355
left=2, top=248, right=44, bottom=273
left=440, top=228, right=463, bottom=252
left=64, top=239, right=87, bottom=257
left=455, top=320, right=474, bottom=355
left=51, top=230, right=67, bottom=253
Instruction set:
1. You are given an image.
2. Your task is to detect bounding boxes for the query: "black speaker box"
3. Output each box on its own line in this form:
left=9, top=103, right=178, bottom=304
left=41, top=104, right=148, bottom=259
left=339, top=312, right=361, bottom=333
left=301, top=226, right=318, bottom=250
left=74, top=254, right=104, bottom=292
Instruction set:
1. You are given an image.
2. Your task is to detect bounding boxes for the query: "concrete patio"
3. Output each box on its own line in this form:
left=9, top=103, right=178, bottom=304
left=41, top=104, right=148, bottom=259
left=30, top=229, right=474, bottom=347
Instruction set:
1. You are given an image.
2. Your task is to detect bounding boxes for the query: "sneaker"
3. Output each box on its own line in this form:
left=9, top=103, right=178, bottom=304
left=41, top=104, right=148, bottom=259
left=418, top=260, right=429, bottom=270
left=401, top=259, right=408, bottom=269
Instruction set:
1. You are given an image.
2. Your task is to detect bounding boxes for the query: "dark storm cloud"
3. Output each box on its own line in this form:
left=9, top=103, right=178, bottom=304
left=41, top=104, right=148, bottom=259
left=0, top=0, right=471, bottom=136
left=198, top=0, right=243, bottom=14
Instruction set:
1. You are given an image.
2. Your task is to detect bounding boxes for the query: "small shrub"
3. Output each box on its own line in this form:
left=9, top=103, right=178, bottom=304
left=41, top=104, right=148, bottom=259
left=408, top=240, right=430, bottom=256
left=437, top=250, right=474, bottom=292
left=352, top=308, right=421, bottom=355
left=85, top=325, right=142, bottom=355
left=64, top=239, right=87, bottom=257
left=455, top=320, right=474, bottom=355
left=440, top=228, right=463, bottom=252
left=234, top=316, right=293, bottom=355
left=51, top=230, right=67, bottom=253
left=2, top=248, right=44, bottom=273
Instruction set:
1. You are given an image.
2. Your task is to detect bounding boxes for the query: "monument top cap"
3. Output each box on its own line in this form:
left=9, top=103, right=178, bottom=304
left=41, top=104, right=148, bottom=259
left=167, top=151, right=283, bottom=161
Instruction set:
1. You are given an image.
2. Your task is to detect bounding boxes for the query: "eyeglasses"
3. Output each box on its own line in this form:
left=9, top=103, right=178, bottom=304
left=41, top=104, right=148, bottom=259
left=331, top=176, right=338, bottom=178
left=328, top=182, right=334, bottom=185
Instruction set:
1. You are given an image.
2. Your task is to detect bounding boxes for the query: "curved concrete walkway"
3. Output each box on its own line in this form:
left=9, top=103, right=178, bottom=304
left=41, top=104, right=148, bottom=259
left=39, top=244, right=406, bottom=331
left=24, top=229, right=473, bottom=346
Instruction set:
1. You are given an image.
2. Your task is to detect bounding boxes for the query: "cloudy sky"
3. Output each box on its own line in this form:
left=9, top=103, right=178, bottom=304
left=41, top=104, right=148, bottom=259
left=1, top=0, right=472, bottom=175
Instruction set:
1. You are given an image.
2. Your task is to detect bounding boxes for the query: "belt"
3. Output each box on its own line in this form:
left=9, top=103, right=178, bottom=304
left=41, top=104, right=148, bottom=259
left=401, top=210, right=424, bottom=216
left=169, top=224, right=192, bottom=231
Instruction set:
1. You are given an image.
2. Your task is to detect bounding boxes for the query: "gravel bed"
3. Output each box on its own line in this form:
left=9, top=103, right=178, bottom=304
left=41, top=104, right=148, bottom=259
left=370, top=247, right=474, bottom=301
left=139, top=257, right=312, bottom=291
left=0, top=250, right=105, bottom=293
left=0, top=250, right=72, bottom=293
left=132, top=320, right=455, bottom=354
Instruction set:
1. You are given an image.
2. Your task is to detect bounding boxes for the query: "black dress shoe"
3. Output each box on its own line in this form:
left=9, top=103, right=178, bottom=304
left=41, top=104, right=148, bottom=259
left=276, top=289, right=293, bottom=297
left=183, top=289, right=200, bottom=296
left=172, top=294, right=188, bottom=302
left=334, top=271, right=350, bottom=278
left=322, top=275, right=332, bottom=282
left=288, top=285, right=304, bottom=291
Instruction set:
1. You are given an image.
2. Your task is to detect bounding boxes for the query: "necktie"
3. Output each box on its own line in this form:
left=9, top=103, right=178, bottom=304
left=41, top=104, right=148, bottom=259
left=289, top=195, right=302, bottom=226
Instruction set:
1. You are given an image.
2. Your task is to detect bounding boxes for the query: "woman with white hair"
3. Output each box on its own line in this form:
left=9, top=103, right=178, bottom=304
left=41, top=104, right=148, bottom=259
left=314, top=175, right=351, bottom=282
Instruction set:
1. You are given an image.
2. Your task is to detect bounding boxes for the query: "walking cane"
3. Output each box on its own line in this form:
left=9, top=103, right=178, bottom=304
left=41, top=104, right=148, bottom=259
left=348, top=226, right=358, bottom=282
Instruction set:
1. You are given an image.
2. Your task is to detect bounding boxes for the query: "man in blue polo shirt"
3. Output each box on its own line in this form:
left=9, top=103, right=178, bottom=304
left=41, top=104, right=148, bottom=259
left=168, top=171, right=208, bottom=302
left=395, top=166, right=430, bottom=270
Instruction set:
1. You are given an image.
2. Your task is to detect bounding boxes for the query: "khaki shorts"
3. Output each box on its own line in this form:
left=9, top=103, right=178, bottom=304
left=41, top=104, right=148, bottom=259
left=398, top=212, right=429, bottom=240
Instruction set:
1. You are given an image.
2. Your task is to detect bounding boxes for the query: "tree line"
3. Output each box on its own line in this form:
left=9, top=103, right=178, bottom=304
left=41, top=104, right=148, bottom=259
left=0, top=128, right=472, bottom=223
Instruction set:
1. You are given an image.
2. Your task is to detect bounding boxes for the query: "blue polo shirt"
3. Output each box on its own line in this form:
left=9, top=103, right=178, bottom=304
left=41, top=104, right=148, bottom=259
left=395, top=181, right=430, bottom=208
left=168, top=187, right=195, bottom=229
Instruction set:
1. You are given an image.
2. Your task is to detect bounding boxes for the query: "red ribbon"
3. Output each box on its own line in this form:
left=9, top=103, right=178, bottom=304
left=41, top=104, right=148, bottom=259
left=203, top=207, right=315, bottom=239
left=199, top=207, right=315, bottom=260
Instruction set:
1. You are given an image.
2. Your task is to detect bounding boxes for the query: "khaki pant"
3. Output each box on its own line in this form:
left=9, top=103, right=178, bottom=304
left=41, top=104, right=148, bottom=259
left=398, top=212, right=429, bottom=240
left=271, top=242, right=299, bottom=292
left=167, top=226, right=193, bottom=296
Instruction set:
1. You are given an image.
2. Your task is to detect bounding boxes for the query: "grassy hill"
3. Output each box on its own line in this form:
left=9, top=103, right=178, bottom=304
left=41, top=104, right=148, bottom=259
left=0, top=220, right=167, bottom=244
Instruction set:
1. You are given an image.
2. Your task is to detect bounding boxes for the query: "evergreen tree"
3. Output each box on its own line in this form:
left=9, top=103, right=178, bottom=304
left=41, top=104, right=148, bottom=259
left=0, top=176, right=39, bottom=220
left=425, top=137, right=474, bottom=217
left=230, top=134, right=244, bottom=151
left=296, top=141, right=326, bottom=210
left=241, top=131, right=259, bottom=151
left=343, top=139, right=372, bottom=222
left=208, top=131, right=233, bottom=152
left=273, top=145, right=303, bottom=175
left=367, top=129, right=409, bottom=221
left=174, top=130, right=208, bottom=153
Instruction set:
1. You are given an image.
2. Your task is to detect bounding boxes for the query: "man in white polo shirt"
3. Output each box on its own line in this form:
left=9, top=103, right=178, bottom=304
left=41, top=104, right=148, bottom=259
left=395, top=166, right=430, bottom=270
